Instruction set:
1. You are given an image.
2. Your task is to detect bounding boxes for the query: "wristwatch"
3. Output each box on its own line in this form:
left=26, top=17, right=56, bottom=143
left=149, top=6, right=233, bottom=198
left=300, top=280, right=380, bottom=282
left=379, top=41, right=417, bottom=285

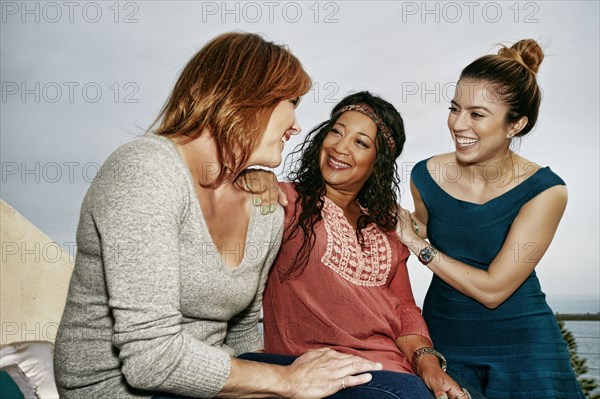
left=418, top=245, right=438, bottom=265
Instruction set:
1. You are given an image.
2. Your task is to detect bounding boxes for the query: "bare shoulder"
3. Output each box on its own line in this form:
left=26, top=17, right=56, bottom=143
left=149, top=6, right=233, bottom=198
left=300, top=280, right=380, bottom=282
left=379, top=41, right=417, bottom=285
left=425, top=153, right=455, bottom=182
left=426, top=153, right=454, bottom=169
left=522, top=183, right=568, bottom=219
left=533, top=183, right=568, bottom=204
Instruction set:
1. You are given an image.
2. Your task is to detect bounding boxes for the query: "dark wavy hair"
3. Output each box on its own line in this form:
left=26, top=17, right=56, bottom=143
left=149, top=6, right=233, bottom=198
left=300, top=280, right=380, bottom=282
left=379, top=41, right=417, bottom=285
left=279, top=91, right=406, bottom=280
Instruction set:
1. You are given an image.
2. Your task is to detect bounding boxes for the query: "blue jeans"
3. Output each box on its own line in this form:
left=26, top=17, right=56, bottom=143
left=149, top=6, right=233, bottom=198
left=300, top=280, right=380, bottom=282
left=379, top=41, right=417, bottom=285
left=152, top=352, right=486, bottom=399
left=238, top=352, right=435, bottom=399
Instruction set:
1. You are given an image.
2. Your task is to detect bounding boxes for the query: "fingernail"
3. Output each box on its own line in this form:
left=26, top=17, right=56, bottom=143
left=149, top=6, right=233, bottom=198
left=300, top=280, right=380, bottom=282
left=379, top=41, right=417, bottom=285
left=254, top=197, right=261, bottom=205
left=269, top=204, right=276, bottom=213
left=261, top=205, right=269, bottom=214
left=437, top=395, right=447, bottom=399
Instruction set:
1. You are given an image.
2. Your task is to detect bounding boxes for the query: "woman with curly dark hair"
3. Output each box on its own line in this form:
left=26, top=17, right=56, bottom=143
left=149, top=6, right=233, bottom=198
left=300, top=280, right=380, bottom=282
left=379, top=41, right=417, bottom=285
left=277, top=91, right=403, bottom=281
left=243, top=92, right=472, bottom=399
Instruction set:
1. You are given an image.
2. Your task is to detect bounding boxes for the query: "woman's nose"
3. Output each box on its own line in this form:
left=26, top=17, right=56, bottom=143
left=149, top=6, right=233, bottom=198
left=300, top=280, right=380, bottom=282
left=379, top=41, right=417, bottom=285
left=451, top=111, right=470, bottom=132
left=332, top=137, right=350, bottom=154
left=290, top=117, right=301, bottom=136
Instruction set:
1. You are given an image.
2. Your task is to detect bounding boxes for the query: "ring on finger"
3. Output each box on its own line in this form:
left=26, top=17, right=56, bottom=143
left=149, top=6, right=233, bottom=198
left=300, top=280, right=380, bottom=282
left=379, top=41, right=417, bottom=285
left=341, top=377, right=347, bottom=390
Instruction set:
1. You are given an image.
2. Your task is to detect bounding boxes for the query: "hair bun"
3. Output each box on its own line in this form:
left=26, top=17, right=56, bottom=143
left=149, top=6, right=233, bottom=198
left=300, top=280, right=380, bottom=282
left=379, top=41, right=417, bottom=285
left=498, top=39, right=544, bottom=75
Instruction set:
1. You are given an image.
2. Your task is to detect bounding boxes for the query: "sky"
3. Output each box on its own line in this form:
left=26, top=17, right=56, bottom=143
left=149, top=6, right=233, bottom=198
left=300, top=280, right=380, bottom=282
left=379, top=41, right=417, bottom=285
left=1, top=0, right=599, bottom=305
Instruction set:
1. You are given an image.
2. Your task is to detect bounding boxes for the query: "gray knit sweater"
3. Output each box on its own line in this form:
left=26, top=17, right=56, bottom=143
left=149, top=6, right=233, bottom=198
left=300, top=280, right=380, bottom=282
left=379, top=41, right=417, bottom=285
left=54, top=133, right=283, bottom=398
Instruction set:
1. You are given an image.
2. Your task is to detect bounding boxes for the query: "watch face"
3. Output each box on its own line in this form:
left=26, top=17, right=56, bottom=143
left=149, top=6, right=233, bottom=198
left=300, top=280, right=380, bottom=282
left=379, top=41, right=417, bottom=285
left=420, top=247, right=436, bottom=263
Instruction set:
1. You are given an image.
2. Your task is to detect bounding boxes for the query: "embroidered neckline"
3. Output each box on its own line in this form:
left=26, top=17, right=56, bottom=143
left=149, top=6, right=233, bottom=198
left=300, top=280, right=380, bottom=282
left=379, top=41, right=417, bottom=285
left=320, top=196, right=392, bottom=286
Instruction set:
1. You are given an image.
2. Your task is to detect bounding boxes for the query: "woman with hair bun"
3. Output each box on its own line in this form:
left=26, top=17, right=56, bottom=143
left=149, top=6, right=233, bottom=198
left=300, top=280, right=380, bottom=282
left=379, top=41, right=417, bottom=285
left=396, top=39, right=586, bottom=397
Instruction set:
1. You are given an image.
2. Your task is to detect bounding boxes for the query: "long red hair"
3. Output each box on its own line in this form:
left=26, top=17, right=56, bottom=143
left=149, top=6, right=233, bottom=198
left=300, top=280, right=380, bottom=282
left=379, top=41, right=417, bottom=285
left=152, top=32, right=312, bottom=184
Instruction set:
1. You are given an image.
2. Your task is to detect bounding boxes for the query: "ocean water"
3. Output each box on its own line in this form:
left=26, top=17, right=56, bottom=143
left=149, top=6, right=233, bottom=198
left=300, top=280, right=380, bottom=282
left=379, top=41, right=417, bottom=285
left=548, top=295, right=600, bottom=395
left=547, top=295, right=600, bottom=315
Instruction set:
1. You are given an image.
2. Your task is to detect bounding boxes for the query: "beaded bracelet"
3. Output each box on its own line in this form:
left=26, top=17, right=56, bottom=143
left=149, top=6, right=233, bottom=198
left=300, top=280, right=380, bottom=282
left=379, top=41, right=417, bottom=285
left=411, top=218, right=419, bottom=236
left=411, top=347, right=447, bottom=375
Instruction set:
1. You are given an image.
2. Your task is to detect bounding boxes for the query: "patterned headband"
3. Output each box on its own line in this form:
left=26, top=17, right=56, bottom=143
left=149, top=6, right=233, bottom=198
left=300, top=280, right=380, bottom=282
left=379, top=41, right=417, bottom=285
left=331, top=104, right=396, bottom=154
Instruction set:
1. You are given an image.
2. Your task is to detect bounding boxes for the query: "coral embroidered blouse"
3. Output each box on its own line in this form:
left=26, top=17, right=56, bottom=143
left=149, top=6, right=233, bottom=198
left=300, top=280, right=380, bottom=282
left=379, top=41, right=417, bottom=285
left=262, top=183, right=430, bottom=374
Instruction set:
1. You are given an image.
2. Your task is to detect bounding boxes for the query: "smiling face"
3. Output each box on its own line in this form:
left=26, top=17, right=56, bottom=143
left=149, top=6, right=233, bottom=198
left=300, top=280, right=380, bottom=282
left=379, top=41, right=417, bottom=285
left=319, top=110, right=378, bottom=196
left=448, top=79, right=524, bottom=165
left=247, top=99, right=301, bottom=168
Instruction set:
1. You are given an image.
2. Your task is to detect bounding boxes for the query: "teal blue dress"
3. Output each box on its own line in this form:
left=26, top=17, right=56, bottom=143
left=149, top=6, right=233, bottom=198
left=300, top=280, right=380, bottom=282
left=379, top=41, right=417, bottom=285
left=412, top=159, right=585, bottom=399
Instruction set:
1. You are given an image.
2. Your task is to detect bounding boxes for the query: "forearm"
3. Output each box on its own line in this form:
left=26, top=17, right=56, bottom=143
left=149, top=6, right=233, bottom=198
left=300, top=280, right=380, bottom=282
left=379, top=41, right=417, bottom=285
left=395, top=335, right=445, bottom=378
left=217, top=358, right=291, bottom=398
left=220, top=349, right=384, bottom=399
left=410, top=212, right=427, bottom=239
left=395, top=334, right=432, bottom=362
left=395, top=334, right=463, bottom=397
left=403, top=235, right=500, bottom=307
left=406, top=183, right=567, bottom=310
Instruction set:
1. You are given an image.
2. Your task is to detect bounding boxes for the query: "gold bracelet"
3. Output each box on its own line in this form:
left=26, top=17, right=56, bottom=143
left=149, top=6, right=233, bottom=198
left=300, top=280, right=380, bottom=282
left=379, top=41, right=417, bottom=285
left=411, top=218, right=419, bottom=236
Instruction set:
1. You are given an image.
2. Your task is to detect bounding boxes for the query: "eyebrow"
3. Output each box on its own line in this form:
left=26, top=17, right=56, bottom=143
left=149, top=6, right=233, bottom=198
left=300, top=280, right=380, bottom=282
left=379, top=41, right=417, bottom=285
left=450, top=100, right=493, bottom=114
left=334, top=122, right=375, bottom=143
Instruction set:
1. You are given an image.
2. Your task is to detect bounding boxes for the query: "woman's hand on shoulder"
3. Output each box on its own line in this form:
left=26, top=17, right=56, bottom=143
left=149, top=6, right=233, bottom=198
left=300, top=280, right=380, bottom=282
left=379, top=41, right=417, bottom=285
left=284, top=348, right=383, bottom=398
left=239, top=169, right=288, bottom=214
left=395, top=207, right=420, bottom=245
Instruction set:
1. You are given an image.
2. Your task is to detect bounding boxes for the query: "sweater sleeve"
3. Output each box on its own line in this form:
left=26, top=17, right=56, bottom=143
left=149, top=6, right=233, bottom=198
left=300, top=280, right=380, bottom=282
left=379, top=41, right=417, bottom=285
left=225, top=211, right=284, bottom=355
left=90, top=139, right=231, bottom=398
